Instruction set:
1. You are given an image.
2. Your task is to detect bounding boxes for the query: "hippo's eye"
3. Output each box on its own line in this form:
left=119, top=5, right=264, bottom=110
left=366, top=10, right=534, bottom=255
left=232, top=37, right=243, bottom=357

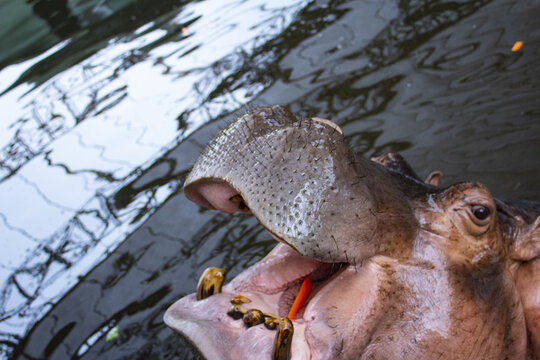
left=470, top=205, right=491, bottom=225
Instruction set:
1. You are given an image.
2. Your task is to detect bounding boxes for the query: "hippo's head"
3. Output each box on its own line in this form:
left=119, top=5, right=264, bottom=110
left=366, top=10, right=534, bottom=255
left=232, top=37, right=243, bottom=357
left=165, top=106, right=540, bottom=359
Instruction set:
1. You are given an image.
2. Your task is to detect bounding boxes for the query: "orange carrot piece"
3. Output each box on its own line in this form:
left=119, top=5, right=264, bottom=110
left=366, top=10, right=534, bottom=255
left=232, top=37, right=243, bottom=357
left=512, top=41, right=523, bottom=52
left=287, top=277, right=312, bottom=320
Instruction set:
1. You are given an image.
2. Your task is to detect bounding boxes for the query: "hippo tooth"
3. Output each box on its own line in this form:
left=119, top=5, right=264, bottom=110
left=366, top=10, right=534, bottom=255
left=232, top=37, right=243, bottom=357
left=196, top=267, right=226, bottom=300
left=264, top=315, right=280, bottom=330
left=242, top=309, right=265, bottom=327
left=230, top=294, right=252, bottom=304
left=273, top=317, right=294, bottom=360
left=227, top=304, right=247, bottom=320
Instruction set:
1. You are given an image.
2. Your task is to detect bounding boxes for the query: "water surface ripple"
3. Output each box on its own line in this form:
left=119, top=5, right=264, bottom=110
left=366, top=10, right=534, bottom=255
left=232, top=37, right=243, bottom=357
left=0, top=0, right=538, bottom=358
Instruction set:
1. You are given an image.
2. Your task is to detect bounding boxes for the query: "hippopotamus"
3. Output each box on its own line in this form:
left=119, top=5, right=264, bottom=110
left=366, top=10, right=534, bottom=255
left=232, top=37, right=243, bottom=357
left=164, top=105, right=540, bottom=359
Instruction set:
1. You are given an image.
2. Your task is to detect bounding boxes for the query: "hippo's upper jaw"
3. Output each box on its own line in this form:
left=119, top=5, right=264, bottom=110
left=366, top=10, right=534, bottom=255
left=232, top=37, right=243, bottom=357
left=182, top=105, right=417, bottom=264
left=165, top=106, right=539, bottom=360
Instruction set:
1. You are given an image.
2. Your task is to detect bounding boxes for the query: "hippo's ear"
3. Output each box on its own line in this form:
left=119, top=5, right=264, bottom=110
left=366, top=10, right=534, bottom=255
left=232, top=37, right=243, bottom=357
left=424, top=171, right=443, bottom=186
left=370, top=152, right=422, bottom=181
left=510, top=215, right=540, bottom=262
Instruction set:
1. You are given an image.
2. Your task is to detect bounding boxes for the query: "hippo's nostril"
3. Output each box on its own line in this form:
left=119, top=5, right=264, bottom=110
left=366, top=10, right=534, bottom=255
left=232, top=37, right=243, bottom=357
left=230, top=194, right=250, bottom=211
left=311, top=117, right=343, bottom=134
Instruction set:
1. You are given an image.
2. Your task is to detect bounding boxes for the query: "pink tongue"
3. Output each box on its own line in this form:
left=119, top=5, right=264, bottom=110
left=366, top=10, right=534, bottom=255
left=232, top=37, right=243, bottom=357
left=225, top=243, right=321, bottom=294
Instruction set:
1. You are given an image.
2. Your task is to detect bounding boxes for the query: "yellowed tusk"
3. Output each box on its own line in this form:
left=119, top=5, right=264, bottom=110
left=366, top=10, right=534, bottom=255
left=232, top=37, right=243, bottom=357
left=272, top=317, right=294, bottom=360
left=196, top=267, right=226, bottom=300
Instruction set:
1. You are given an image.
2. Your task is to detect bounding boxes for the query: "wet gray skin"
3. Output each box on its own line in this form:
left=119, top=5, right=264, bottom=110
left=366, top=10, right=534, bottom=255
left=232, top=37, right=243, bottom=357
left=184, top=105, right=417, bottom=264
left=165, top=106, right=540, bottom=360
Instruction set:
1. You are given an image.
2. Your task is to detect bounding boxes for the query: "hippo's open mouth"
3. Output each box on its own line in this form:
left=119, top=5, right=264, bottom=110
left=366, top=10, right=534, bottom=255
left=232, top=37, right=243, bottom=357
left=164, top=182, right=353, bottom=359
left=165, top=170, right=385, bottom=360
left=164, top=240, right=370, bottom=360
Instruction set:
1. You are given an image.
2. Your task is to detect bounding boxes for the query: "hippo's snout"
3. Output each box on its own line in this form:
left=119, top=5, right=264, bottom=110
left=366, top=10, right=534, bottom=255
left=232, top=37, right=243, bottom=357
left=185, top=179, right=250, bottom=214
left=184, top=105, right=416, bottom=263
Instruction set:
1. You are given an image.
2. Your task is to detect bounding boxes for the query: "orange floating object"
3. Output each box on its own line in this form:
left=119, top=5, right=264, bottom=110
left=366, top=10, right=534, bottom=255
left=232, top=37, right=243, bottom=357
left=181, top=27, right=189, bottom=35
left=287, top=277, right=312, bottom=320
left=512, top=41, right=523, bottom=52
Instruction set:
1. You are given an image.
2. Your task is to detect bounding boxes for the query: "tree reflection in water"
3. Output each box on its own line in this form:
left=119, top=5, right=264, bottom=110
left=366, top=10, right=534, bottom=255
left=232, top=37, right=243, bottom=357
left=1, top=0, right=539, bottom=358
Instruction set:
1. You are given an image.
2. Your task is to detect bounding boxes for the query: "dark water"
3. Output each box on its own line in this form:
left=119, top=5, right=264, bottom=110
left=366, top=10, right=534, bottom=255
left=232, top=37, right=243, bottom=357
left=0, top=0, right=538, bottom=358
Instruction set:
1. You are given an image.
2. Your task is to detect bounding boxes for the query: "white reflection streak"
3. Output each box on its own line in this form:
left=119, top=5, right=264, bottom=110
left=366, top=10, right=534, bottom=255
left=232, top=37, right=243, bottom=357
left=0, top=0, right=310, bottom=345
left=0, top=39, right=71, bottom=94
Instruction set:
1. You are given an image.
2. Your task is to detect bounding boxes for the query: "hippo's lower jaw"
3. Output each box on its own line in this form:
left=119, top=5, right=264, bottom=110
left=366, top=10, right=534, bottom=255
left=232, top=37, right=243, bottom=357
left=164, top=243, right=372, bottom=360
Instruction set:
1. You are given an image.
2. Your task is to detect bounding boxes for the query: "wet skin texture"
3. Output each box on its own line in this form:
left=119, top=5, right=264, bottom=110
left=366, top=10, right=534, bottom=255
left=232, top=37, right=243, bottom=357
left=164, top=106, right=540, bottom=359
